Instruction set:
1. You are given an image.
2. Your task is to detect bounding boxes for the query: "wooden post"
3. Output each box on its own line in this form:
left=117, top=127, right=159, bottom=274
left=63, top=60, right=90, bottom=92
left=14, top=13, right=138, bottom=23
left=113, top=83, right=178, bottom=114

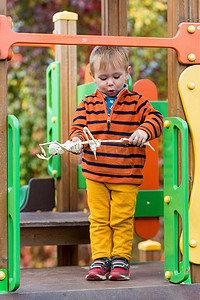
left=53, top=11, right=79, bottom=266
left=101, top=0, right=128, bottom=36
left=0, top=0, right=8, bottom=277
left=138, top=240, right=161, bottom=262
left=168, top=0, right=200, bottom=283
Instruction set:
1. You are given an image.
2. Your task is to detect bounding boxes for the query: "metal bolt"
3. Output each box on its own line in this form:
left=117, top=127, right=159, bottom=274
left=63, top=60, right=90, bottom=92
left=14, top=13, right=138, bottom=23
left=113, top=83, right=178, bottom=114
left=187, top=82, right=195, bottom=90
left=51, top=63, right=56, bottom=70
left=187, top=25, right=196, bottom=33
left=188, top=53, right=196, bottom=62
left=147, top=201, right=150, bottom=205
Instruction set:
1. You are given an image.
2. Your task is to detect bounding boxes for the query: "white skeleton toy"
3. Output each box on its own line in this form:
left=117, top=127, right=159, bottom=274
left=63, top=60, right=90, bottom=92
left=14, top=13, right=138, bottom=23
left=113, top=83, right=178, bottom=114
left=37, top=127, right=155, bottom=161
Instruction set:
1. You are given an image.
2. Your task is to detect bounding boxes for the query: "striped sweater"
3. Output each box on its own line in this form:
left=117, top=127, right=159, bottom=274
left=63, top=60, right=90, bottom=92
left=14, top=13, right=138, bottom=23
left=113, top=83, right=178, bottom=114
left=69, top=88, right=163, bottom=185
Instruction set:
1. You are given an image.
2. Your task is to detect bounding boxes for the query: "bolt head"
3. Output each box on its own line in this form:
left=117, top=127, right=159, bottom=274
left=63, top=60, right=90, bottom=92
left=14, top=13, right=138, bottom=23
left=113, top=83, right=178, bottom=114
left=165, top=271, right=171, bottom=279
left=52, top=170, right=57, bottom=176
left=187, top=82, right=195, bottom=90
left=51, top=63, right=56, bottom=70
left=0, top=271, right=5, bottom=281
left=188, top=53, right=196, bottom=62
left=164, top=196, right=170, bottom=204
left=51, top=116, right=56, bottom=123
left=164, top=120, right=170, bottom=128
left=187, top=25, right=196, bottom=33
left=189, top=239, right=197, bottom=248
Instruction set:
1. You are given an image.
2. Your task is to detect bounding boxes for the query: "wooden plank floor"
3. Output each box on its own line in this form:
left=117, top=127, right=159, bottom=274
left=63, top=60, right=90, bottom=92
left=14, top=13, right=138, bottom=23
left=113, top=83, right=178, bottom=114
left=1, top=262, right=200, bottom=299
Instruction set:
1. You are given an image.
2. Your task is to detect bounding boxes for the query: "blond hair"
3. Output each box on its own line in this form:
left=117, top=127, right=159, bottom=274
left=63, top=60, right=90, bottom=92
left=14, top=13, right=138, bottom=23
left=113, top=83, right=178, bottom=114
left=89, top=46, right=129, bottom=76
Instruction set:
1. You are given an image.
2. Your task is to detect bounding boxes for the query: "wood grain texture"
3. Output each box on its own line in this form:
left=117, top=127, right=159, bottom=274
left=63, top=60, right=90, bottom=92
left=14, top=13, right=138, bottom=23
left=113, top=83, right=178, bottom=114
left=101, top=0, right=127, bottom=36
left=20, top=212, right=89, bottom=247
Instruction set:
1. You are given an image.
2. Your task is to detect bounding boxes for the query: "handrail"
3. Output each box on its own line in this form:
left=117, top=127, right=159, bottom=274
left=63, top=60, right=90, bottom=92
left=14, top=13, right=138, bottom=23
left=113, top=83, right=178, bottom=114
left=46, top=62, right=61, bottom=178
left=7, top=115, right=20, bottom=291
left=163, top=117, right=189, bottom=283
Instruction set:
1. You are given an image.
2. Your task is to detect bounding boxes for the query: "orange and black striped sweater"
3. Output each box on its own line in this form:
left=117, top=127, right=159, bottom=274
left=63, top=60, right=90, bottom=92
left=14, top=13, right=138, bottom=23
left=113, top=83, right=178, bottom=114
left=69, top=88, right=163, bottom=185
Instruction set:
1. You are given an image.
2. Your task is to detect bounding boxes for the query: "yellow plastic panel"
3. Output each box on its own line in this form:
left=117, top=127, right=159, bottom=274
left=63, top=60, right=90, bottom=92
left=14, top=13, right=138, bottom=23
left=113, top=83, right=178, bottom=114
left=178, top=65, right=200, bottom=264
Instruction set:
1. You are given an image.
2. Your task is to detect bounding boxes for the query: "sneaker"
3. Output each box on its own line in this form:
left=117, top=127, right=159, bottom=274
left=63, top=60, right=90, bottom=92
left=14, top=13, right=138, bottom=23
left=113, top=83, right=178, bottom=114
left=109, top=256, right=130, bottom=280
left=85, top=257, right=111, bottom=280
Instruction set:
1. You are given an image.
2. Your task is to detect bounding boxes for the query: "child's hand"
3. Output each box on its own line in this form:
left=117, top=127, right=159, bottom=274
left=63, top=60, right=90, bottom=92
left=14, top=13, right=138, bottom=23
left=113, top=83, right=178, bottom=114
left=71, top=137, right=83, bottom=154
left=129, top=129, right=148, bottom=147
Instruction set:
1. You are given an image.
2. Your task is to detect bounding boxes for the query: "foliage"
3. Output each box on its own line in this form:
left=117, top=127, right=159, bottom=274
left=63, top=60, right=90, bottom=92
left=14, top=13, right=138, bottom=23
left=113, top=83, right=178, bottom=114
left=128, top=0, right=168, bottom=99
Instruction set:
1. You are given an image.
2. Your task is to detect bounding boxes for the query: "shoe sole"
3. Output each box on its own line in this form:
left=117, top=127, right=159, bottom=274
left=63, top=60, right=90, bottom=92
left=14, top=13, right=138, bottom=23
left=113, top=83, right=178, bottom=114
left=85, top=272, right=109, bottom=281
left=109, top=274, right=130, bottom=281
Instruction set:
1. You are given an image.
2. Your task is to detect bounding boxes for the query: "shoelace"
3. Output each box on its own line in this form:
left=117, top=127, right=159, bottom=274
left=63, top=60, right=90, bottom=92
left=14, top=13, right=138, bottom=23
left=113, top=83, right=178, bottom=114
left=111, top=260, right=129, bottom=270
left=89, top=259, right=109, bottom=270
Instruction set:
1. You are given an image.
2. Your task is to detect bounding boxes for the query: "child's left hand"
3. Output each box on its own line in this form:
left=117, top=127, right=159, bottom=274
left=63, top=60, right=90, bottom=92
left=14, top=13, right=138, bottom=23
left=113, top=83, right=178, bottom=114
left=129, top=129, right=148, bottom=147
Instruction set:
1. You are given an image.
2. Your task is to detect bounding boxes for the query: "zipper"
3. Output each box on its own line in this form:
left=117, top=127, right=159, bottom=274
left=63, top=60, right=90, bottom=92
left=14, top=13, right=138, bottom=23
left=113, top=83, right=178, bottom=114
left=97, top=88, right=127, bottom=132
left=107, top=116, right=111, bottom=131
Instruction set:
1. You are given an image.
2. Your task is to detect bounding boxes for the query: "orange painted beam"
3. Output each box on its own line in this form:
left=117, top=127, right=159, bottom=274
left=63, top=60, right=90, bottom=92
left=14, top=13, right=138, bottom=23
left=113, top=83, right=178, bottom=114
left=0, top=15, right=200, bottom=64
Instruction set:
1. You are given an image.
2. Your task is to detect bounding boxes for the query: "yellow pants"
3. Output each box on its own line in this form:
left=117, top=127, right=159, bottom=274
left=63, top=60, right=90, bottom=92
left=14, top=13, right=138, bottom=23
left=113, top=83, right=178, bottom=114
left=86, top=179, right=138, bottom=261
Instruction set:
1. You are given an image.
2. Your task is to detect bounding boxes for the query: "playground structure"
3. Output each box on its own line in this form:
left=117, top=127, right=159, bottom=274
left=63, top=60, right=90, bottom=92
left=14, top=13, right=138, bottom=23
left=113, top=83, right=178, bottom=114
left=1, top=0, right=200, bottom=298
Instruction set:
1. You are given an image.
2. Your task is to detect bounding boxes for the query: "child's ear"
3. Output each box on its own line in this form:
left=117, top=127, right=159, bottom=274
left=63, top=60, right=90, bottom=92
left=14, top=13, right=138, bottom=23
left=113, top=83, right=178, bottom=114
left=89, top=71, right=96, bottom=83
left=126, top=66, right=131, bottom=80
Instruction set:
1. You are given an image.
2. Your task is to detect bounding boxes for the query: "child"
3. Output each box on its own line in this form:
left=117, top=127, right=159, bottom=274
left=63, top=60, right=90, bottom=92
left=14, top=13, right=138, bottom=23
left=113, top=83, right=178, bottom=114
left=69, top=46, right=163, bottom=281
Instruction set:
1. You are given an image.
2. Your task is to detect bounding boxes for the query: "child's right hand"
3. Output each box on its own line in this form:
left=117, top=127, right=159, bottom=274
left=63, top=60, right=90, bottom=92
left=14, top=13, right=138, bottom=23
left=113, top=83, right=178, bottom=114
left=71, top=137, right=83, bottom=154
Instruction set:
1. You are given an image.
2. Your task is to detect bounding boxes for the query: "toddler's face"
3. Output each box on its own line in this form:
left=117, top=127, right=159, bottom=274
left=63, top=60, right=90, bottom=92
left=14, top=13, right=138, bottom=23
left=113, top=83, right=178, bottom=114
left=92, top=63, right=131, bottom=97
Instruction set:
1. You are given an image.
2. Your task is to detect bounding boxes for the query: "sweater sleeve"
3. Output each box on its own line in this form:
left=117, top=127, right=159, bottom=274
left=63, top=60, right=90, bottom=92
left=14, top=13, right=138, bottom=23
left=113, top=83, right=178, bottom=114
left=136, top=96, right=163, bottom=140
left=69, top=99, right=87, bottom=141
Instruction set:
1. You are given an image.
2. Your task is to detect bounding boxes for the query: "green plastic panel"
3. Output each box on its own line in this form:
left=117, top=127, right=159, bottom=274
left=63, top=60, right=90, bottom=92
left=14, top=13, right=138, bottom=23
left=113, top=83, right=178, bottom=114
left=150, top=101, right=168, bottom=118
left=135, top=190, right=164, bottom=217
left=163, top=117, right=189, bottom=284
left=19, top=185, right=29, bottom=211
left=7, top=115, right=20, bottom=291
left=128, top=75, right=132, bottom=91
left=77, top=82, right=97, bottom=106
left=46, top=62, right=61, bottom=178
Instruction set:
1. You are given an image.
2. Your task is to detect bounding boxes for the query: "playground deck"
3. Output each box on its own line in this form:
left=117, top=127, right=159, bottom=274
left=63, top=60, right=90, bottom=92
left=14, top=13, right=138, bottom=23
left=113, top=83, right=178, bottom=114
left=1, top=262, right=200, bottom=299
